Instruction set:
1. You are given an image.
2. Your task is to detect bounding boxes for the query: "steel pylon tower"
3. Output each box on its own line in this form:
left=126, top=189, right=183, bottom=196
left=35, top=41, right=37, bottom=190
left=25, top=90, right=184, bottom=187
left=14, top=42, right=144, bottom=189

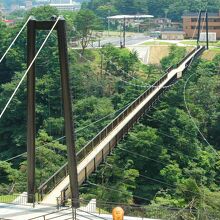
left=26, top=16, right=79, bottom=208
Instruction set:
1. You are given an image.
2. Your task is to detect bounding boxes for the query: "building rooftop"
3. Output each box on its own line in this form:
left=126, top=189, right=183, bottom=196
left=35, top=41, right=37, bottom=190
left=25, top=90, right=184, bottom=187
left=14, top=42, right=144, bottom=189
left=162, top=30, right=185, bottom=34
left=182, top=11, right=220, bottom=17
left=108, top=15, right=154, bottom=20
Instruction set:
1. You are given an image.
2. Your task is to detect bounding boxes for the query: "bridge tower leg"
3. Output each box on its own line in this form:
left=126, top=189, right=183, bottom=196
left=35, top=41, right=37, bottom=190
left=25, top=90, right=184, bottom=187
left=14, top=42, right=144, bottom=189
left=197, top=10, right=202, bottom=46
left=26, top=17, right=79, bottom=207
left=205, top=10, right=209, bottom=49
left=27, top=18, right=36, bottom=204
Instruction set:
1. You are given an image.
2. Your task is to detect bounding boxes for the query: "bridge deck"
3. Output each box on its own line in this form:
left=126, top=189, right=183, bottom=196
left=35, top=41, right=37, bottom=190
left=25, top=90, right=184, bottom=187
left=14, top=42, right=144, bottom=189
left=42, top=46, right=204, bottom=205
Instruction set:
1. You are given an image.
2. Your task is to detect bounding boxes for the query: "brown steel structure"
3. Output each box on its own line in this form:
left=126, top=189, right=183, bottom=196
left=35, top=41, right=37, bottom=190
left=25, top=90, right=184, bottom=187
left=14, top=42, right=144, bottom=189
left=26, top=17, right=79, bottom=207
left=196, top=10, right=209, bottom=49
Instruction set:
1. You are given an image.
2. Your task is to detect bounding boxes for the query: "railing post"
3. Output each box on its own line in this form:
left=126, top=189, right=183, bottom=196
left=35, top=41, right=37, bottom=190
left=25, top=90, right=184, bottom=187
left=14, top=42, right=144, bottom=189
left=94, top=158, right=96, bottom=171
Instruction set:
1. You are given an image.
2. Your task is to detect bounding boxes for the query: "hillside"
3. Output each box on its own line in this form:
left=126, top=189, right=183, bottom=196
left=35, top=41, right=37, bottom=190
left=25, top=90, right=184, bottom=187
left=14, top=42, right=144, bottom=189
left=82, top=0, right=220, bottom=21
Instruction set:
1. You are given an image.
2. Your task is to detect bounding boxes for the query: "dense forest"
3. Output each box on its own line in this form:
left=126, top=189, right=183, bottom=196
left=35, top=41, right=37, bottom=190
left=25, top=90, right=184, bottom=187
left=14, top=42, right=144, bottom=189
left=82, top=0, right=220, bottom=21
left=0, top=2, right=220, bottom=219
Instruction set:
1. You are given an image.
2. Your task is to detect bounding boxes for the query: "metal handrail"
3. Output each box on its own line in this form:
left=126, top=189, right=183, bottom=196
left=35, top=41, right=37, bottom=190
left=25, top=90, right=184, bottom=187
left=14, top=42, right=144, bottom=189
left=28, top=207, right=72, bottom=220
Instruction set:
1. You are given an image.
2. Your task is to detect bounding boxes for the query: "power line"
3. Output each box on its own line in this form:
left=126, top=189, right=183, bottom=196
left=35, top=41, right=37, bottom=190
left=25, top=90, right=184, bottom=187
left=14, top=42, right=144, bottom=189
left=169, top=200, right=194, bottom=219
left=0, top=17, right=61, bottom=120
left=87, top=180, right=199, bottom=210
left=87, top=180, right=152, bottom=203
left=0, top=16, right=32, bottom=64
left=117, top=146, right=167, bottom=166
left=3, top=102, right=132, bottom=162
left=71, top=29, right=179, bottom=90
left=72, top=49, right=144, bottom=92
left=152, top=94, right=220, bottom=140
left=75, top=48, right=178, bottom=90
left=102, top=162, right=202, bottom=197
left=145, top=113, right=198, bottom=138
left=117, top=146, right=217, bottom=180
left=183, top=71, right=220, bottom=158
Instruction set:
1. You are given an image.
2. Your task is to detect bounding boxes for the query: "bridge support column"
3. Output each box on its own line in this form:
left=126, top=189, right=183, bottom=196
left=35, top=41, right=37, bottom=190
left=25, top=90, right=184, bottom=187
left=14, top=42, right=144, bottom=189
left=27, top=18, right=36, bottom=204
left=57, top=18, right=79, bottom=208
left=26, top=17, right=79, bottom=207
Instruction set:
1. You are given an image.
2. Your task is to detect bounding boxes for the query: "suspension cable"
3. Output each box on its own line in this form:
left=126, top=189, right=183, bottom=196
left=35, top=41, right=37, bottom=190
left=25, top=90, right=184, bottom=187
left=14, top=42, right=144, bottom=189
left=191, top=12, right=200, bottom=40
left=183, top=72, right=220, bottom=157
left=117, top=146, right=217, bottom=180
left=0, top=16, right=61, bottom=120
left=73, top=48, right=178, bottom=90
left=3, top=101, right=131, bottom=162
left=102, top=162, right=202, bottom=197
left=0, top=16, right=32, bottom=64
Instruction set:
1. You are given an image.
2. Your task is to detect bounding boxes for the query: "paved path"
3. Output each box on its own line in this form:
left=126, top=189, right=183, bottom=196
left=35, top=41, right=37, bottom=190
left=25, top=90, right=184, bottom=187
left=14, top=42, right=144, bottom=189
left=0, top=203, right=160, bottom=220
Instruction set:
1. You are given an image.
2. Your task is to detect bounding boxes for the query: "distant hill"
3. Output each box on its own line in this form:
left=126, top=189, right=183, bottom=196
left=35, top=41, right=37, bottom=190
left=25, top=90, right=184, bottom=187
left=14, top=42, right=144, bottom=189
left=2, top=0, right=25, bottom=8
left=82, top=0, right=220, bottom=21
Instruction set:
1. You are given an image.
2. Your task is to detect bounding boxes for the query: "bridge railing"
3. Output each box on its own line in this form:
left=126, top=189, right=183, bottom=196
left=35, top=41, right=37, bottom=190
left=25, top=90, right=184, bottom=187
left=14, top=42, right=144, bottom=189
left=37, top=72, right=168, bottom=201
left=37, top=47, right=202, bottom=201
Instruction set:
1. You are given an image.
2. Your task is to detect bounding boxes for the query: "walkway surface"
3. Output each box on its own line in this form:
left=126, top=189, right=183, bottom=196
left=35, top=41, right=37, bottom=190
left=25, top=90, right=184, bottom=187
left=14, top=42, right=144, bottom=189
left=0, top=203, right=160, bottom=220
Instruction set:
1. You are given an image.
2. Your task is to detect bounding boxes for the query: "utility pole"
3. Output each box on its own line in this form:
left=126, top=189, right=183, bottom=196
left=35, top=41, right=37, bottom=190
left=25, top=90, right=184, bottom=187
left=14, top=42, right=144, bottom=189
left=205, top=10, right=209, bottom=49
left=100, top=53, right=103, bottom=75
left=197, top=10, right=202, bottom=46
left=123, top=16, right=126, bottom=48
left=108, top=10, right=110, bottom=37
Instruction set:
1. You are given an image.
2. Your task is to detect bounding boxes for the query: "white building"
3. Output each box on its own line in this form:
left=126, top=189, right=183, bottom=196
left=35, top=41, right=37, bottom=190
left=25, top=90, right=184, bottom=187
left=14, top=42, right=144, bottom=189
left=199, top=32, right=217, bottom=42
left=49, top=0, right=80, bottom=11
left=161, top=31, right=185, bottom=40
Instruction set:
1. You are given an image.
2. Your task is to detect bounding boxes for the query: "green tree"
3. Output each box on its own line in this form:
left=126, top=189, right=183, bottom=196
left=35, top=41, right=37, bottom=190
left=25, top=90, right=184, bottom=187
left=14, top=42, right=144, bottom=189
left=74, top=9, right=100, bottom=54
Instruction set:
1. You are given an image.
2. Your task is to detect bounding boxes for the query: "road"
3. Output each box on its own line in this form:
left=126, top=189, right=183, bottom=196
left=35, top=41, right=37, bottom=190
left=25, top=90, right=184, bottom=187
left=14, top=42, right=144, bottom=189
left=83, top=34, right=151, bottom=48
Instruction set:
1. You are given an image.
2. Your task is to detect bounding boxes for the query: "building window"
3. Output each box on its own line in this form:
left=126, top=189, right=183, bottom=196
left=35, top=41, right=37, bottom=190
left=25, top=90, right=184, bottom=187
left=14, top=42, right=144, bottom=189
left=191, top=18, right=197, bottom=22
left=191, top=26, right=198, bottom=29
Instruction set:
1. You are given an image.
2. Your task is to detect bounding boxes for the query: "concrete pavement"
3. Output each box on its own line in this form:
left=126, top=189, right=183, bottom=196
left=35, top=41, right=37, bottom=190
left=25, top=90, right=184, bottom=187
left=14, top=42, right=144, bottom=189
left=0, top=203, right=160, bottom=220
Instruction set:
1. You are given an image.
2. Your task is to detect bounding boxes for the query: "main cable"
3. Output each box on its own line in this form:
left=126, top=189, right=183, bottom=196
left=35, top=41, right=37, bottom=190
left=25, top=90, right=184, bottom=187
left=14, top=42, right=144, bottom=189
left=0, top=17, right=61, bottom=120
left=0, top=16, right=32, bottom=64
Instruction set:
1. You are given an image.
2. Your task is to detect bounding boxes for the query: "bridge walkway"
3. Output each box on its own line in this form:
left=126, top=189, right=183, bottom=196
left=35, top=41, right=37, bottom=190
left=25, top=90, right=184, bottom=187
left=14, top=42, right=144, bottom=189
left=39, top=46, right=205, bottom=205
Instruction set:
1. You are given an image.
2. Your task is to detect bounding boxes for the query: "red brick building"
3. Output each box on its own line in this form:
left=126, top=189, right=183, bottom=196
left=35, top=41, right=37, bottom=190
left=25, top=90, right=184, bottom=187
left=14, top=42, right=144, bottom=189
left=182, top=10, right=220, bottom=40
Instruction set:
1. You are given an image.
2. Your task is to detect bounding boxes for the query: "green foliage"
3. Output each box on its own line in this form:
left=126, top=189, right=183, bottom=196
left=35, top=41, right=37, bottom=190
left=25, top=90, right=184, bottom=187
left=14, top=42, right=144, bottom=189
left=83, top=0, right=220, bottom=22
left=74, top=9, right=100, bottom=53
left=160, top=45, right=186, bottom=70
left=25, top=6, right=59, bottom=20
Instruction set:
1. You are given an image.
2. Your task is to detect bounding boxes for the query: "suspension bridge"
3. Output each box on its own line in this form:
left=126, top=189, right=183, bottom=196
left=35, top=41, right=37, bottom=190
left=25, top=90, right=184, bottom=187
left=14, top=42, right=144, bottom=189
left=0, top=11, right=211, bottom=220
